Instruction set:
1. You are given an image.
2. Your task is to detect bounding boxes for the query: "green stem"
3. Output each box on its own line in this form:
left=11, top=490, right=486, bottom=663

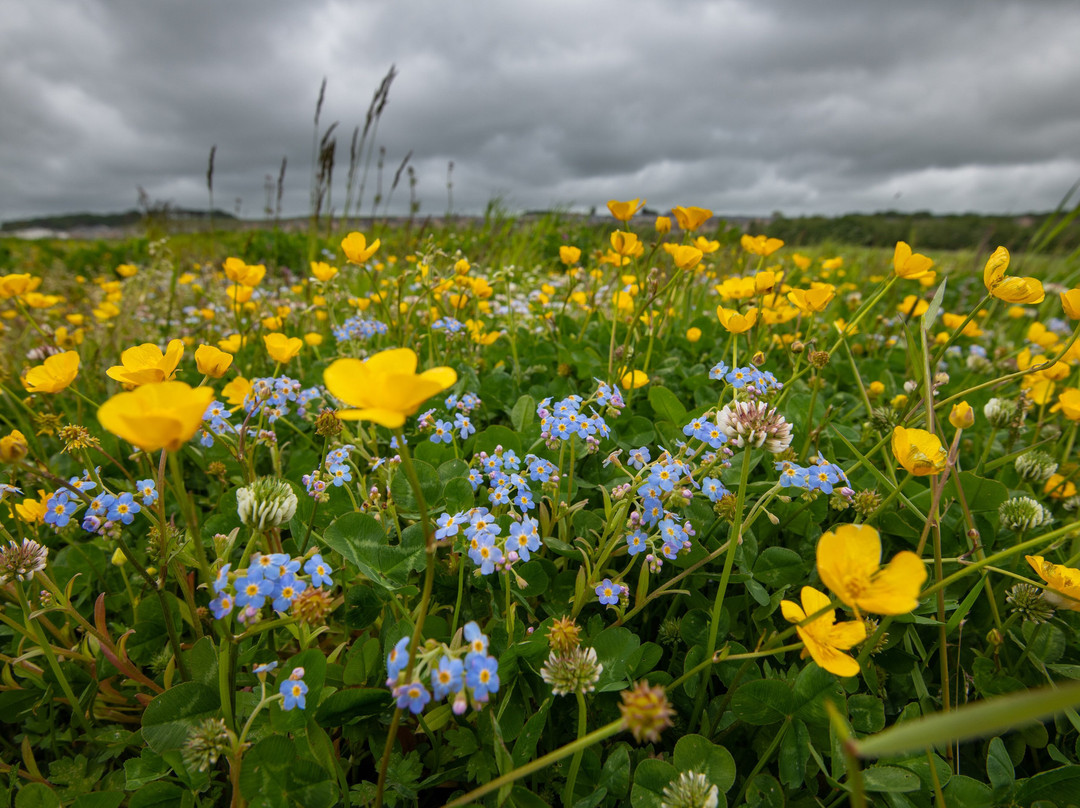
left=444, top=719, right=624, bottom=808
left=693, top=447, right=752, bottom=730
left=375, top=429, right=438, bottom=808
left=169, top=451, right=211, bottom=585
left=735, top=718, right=790, bottom=806
left=563, top=691, right=588, bottom=806
left=15, top=582, right=92, bottom=733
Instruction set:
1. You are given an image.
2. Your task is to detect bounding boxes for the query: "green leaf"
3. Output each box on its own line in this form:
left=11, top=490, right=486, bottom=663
left=945, top=472, right=1008, bottom=515
left=731, top=680, right=793, bottom=726
left=629, top=642, right=663, bottom=678
left=72, top=795, right=125, bottom=808
left=849, top=694, right=886, bottom=734
left=14, top=784, right=61, bottom=808
left=322, top=512, right=422, bottom=589
left=753, top=547, right=805, bottom=588
left=442, top=477, right=475, bottom=513
left=314, top=688, right=391, bottom=727
left=342, top=585, right=385, bottom=630
left=239, top=736, right=336, bottom=808
left=863, top=765, right=921, bottom=792
left=630, top=758, right=678, bottom=808
left=745, top=773, right=784, bottom=807
left=390, top=459, right=442, bottom=513
left=619, top=416, right=656, bottom=448
left=986, top=737, right=1014, bottom=790
left=474, top=425, right=523, bottom=456
left=511, top=394, right=536, bottom=432
left=511, top=698, right=553, bottom=766
left=921, top=277, right=947, bottom=331
left=855, top=680, right=1080, bottom=759
left=124, top=750, right=170, bottom=790
left=673, top=735, right=736, bottom=792
left=1014, top=765, right=1080, bottom=804
left=1022, top=621, right=1066, bottom=666
left=943, top=775, right=993, bottom=808
left=593, top=626, right=640, bottom=692
left=647, top=386, right=687, bottom=424
left=128, top=783, right=193, bottom=808
left=598, top=744, right=631, bottom=800
left=793, top=664, right=845, bottom=725
left=141, top=682, right=220, bottom=754
left=779, top=720, right=811, bottom=789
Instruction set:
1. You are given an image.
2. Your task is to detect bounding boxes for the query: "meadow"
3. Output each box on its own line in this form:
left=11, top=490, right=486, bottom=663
left=2, top=202, right=1080, bottom=808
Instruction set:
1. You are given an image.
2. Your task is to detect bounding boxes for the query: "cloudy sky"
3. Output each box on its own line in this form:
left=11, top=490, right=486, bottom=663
left=3, top=0, right=1080, bottom=223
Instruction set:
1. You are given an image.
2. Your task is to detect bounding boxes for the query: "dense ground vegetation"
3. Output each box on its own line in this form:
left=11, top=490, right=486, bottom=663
left=2, top=203, right=1080, bottom=807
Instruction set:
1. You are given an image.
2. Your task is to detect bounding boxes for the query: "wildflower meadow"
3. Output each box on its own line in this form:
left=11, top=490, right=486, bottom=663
left=4, top=201, right=1080, bottom=808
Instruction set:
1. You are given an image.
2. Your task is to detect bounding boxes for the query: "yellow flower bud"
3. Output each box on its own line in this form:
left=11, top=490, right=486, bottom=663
left=949, top=401, right=975, bottom=429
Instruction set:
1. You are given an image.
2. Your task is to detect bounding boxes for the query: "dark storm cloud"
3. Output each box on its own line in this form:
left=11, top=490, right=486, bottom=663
left=2, top=0, right=1080, bottom=222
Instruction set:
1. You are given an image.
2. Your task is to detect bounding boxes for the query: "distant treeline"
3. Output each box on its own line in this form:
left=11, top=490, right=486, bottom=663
left=0, top=208, right=236, bottom=232
left=745, top=210, right=1080, bottom=253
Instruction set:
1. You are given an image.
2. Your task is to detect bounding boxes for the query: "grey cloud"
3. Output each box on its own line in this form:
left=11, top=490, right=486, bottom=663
left=2, top=0, right=1080, bottom=223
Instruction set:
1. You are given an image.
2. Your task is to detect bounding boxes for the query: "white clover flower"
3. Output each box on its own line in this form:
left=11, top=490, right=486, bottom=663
left=716, top=401, right=793, bottom=453
left=237, top=477, right=298, bottom=529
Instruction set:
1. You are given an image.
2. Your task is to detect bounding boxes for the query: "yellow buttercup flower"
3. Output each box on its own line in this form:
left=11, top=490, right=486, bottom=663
left=786, top=284, right=836, bottom=314
left=740, top=234, right=784, bottom=257
left=117, top=263, right=138, bottom=278
left=0, top=273, right=41, bottom=298
left=341, top=232, right=381, bottom=264
left=610, top=230, right=642, bottom=257
left=671, top=205, right=712, bottom=232
left=669, top=245, right=703, bottom=270
left=891, top=425, right=947, bottom=476
left=781, top=586, right=866, bottom=677
left=14, top=491, right=49, bottom=523
left=304, top=332, right=324, bottom=347
left=194, top=345, right=234, bottom=378
left=263, top=333, right=302, bottom=364
left=323, top=348, right=456, bottom=429
left=310, top=261, right=338, bottom=282
left=559, top=246, right=581, bottom=266
left=949, top=401, right=975, bottom=429
left=0, top=430, right=29, bottom=463
left=716, top=305, right=758, bottom=334
left=983, top=246, right=1044, bottom=304
left=106, top=339, right=184, bottom=387
left=816, top=524, right=926, bottom=616
left=791, top=254, right=811, bottom=270
left=226, top=285, right=254, bottom=305
left=93, top=301, right=121, bottom=321
left=1026, top=556, right=1080, bottom=611
left=98, top=382, right=215, bottom=453
left=693, top=236, right=720, bottom=254
left=868, top=381, right=885, bottom=398
left=219, top=335, right=245, bottom=353
left=222, top=376, right=252, bottom=407
left=223, top=258, right=266, bottom=287
left=686, top=327, right=702, bottom=343
left=24, top=351, right=80, bottom=394
left=897, top=295, right=929, bottom=317
left=620, top=370, right=649, bottom=390
left=1045, top=473, right=1077, bottom=500
left=1061, top=289, right=1080, bottom=320
left=654, top=216, right=672, bottom=234
left=607, top=198, right=644, bottom=222
left=1052, top=388, right=1080, bottom=421
left=941, top=312, right=983, bottom=338
left=892, top=241, right=934, bottom=280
